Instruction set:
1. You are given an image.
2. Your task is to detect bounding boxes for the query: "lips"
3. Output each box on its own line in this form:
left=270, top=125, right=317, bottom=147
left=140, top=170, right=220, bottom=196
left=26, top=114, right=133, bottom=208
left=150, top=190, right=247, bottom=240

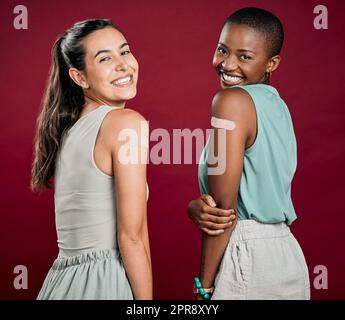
left=217, top=66, right=245, bottom=86
left=111, top=75, right=133, bottom=87
left=220, top=72, right=244, bottom=86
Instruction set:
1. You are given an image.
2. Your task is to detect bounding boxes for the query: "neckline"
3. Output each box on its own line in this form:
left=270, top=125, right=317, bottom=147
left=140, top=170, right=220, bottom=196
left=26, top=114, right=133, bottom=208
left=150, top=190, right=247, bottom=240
left=258, top=83, right=279, bottom=95
left=77, top=105, right=108, bottom=121
left=67, top=105, right=120, bottom=134
left=233, top=83, right=279, bottom=96
left=76, top=104, right=124, bottom=122
left=248, top=83, right=279, bottom=95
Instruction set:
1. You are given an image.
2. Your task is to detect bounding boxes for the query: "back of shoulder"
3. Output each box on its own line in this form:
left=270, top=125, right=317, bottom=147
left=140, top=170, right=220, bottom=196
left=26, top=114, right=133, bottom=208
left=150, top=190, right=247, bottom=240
left=108, top=107, right=146, bottom=124
left=104, top=107, right=147, bottom=133
left=101, top=107, right=148, bottom=151
left=212, top=87, right=255, bottom=119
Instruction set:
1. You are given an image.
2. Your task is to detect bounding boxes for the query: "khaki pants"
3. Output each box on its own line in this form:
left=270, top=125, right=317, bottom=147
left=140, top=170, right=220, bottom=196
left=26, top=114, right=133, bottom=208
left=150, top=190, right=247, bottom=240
left=212, top=220, right=310, bottom=300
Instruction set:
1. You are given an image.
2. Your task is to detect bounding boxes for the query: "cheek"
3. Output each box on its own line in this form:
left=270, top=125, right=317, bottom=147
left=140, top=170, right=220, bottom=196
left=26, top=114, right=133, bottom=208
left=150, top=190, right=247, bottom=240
left=212, top=54, right=220, bottom=68
left=133, top=61, right=139, bottom=77
left=243, top=63, right=261, bottom=74
left=90, top=73, right=114, bottom=95
left=87, top=65, right=111, bottom=84
left=128, top=55, right=139, bottom=72
left=129, top=58, right=139, bottom=82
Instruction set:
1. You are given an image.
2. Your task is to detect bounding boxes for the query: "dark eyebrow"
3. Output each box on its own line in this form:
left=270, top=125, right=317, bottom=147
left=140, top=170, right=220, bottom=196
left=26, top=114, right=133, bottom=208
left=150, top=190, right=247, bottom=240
left=120, top=42, right=130, bottom=49
left=94, top=49, right=111, bottom=58
left=94, top=43, right=130, bottom=58
left=237, top=49, right=255, bottom=54
left=218, top=43, right=255, bottom=54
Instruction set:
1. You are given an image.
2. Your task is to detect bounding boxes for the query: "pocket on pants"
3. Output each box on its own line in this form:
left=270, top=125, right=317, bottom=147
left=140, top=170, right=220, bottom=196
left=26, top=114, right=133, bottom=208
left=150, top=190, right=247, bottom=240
left=212, top=242, right=251, bottom=299
left=288, top=235, right=311, bottom=299
left=233, top=242, right=251, bottom=287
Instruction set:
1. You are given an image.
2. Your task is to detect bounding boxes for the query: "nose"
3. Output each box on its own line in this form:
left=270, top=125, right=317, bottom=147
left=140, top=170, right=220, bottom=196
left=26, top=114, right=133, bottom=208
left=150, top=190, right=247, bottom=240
left=115, top=57, right=129, bottom=72
left=221, top=53, right=238, bottom=72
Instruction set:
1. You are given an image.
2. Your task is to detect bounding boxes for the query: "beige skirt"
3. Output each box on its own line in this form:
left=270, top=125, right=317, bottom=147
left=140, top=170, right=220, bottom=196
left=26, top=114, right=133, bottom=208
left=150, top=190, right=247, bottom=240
left=212, top=220, right=310, bottom=300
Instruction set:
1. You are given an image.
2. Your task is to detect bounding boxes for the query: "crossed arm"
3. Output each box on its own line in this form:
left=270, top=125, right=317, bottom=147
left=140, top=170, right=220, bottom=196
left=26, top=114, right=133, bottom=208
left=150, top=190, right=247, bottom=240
left=190, top=88, right=255, bottom=295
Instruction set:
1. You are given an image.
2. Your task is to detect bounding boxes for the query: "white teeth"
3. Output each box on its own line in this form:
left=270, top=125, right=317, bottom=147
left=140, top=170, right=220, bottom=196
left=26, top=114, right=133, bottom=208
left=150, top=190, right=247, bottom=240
left=113, top=76, right=131, bottom=85
left=222, top=73, right=243, bottom=83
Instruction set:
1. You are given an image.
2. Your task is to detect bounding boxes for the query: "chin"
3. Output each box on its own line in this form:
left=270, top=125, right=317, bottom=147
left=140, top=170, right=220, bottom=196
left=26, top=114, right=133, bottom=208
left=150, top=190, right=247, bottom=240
left=220, top=81, right=236, bottom=89
left=113, top=84, right=136, bottom=95
left=122, top=89, right=137, bottom=100
left=220, top=79, right=249, bottom=89
left=114, top=90, right=137, bottom=102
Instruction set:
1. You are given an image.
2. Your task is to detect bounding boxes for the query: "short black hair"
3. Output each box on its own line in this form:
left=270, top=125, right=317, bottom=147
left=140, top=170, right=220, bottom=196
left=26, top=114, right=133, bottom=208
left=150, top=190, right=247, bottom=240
left=225, top=7, right=284, bottom=57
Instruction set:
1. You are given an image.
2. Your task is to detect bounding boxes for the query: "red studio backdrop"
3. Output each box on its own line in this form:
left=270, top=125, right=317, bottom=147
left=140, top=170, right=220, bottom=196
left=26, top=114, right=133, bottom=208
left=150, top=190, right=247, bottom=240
left=0, top=0, right=344, bottom=300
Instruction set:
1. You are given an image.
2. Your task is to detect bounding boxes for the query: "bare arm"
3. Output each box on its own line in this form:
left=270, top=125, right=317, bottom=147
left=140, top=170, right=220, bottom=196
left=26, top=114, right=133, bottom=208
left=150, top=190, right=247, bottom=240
left=108, top=109, right=152, bottom=300
left=188, top=195, right=236, bottom=236
left=198, top=88, right=255, bottom=292
left=142, top=209, right=152, bottom=270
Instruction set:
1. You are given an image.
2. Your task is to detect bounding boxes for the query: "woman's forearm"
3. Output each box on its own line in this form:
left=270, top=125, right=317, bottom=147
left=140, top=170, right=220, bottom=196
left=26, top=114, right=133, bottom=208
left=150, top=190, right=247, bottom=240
left=199, top=195, right=237, bottom=290
left=142, top=216, right=152, bottom=270
left=118, top=236, right=153, bottom=299
left=199, top=228, right=232, bottom=288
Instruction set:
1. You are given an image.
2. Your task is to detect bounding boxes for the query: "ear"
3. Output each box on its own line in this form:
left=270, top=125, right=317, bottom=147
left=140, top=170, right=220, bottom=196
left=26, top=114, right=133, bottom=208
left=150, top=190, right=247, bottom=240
left=266, top=55, right=281, bottom=73
left=68, top=67, right=89, bottom=89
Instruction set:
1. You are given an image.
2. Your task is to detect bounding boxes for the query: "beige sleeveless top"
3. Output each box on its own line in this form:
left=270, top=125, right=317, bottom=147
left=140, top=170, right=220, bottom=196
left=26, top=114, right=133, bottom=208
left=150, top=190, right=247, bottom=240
left=54, top=105, right=120, bottom=258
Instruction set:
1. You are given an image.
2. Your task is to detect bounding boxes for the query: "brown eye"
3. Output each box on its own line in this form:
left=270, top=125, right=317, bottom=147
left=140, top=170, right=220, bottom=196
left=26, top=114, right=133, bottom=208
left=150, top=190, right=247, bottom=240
left=217, top=47, right=227, bottom=55
left=240, top=55, right=252, bottom=61
left=121, top=50, right=131, bottom=56
left=100, top=56, right=111, bottom=62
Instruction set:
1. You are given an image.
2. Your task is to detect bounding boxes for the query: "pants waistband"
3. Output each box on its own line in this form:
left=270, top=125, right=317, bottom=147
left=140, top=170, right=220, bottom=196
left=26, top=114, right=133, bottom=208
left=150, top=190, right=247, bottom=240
left=230, top=219, right=290, bottom=242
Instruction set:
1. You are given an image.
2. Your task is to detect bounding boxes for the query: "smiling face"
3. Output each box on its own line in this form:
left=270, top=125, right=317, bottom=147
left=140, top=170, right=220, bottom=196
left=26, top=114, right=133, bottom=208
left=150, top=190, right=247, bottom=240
left=73, top=26, right=138, bottom=107
left=213, top=23, right=280, bottom=88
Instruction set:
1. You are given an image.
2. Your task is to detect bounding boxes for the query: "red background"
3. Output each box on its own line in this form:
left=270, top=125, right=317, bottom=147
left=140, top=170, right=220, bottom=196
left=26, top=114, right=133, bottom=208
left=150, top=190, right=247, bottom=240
left=0, top=0, right=344, bottom=300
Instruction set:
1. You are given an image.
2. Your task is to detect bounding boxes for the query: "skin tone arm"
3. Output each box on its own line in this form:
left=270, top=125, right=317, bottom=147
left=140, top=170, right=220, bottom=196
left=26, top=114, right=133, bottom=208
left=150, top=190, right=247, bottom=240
left=188, top=195, right=236, bottom=235
left=198, top=88, right=256, bottom=295
left=142, top=209, right=152, bottom=270
left=107, top=108, right=152, bottom=300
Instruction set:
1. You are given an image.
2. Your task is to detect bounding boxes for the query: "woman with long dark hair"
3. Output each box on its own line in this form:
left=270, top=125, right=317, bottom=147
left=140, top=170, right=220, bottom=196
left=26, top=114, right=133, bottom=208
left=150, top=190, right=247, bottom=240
left=31, top=19, right=152, bottom=299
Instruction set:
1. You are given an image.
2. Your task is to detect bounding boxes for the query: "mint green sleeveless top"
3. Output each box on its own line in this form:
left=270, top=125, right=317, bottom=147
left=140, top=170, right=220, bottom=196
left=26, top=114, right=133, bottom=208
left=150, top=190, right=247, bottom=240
left=198, top=84, right=297, bottom=225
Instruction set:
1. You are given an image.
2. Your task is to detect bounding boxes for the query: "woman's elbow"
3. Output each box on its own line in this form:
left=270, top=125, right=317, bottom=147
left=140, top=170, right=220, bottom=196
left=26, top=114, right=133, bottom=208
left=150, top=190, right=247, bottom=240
left=215, top=196, right=236, bottom=210
left=118, top=230, right=143, bottom=246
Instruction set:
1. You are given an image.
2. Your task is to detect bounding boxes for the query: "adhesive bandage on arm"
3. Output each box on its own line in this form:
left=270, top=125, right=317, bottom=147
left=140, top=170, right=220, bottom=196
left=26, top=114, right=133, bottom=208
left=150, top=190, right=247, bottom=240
left=211, top=116, right=236, bottom=130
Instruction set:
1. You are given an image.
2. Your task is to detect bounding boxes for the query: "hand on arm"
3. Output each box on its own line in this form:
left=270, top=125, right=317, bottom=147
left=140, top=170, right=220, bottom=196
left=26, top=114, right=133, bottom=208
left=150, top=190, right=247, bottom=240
left=187, top=195, right=236, bottom=236
left=198, top=88, right=255, bottom=297
left=108, top=109, right=152, bottom=300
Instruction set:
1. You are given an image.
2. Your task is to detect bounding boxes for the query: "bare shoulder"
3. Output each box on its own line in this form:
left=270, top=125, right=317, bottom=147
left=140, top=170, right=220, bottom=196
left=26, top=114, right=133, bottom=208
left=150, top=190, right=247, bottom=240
left=102, top=107, right=148, bottom=134
left=101, top=107, right=148, bottom=151
left=212, top=87, right=255, bottom=120
left=108, top=107, right=147, bottom=127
